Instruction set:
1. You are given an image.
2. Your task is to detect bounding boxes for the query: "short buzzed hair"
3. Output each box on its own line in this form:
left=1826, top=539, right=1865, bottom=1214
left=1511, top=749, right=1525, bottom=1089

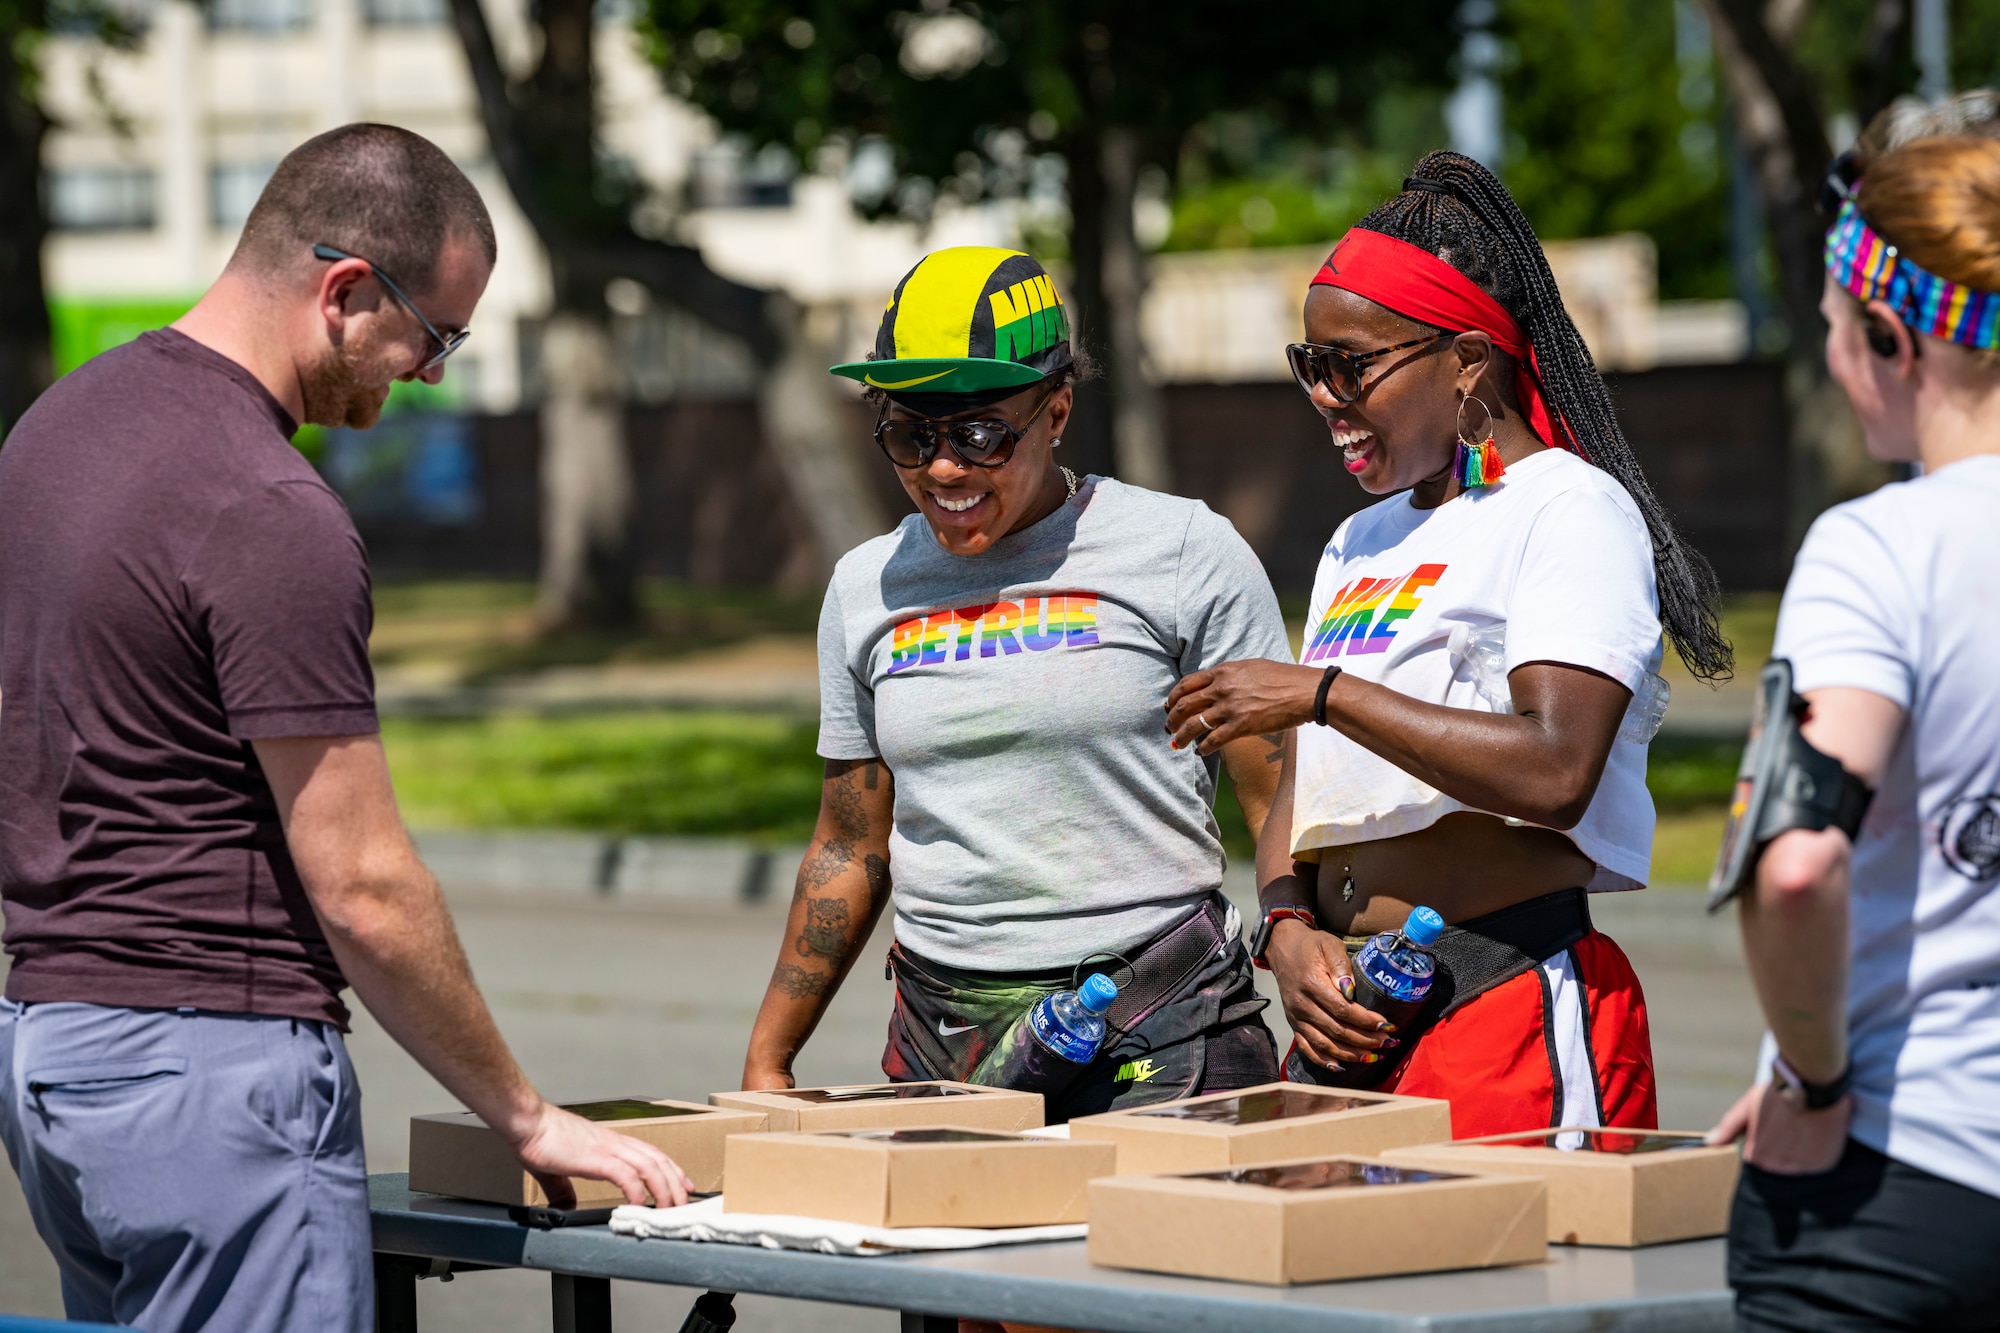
left=234, top=123, right=497, bottom=295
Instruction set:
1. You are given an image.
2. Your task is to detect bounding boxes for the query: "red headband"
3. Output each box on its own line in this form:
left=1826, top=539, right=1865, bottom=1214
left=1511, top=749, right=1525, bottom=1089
left=1311, top=228, right=1579, bottom=456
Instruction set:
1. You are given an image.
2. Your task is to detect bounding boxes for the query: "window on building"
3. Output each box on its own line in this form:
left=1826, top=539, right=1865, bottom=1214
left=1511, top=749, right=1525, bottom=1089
left=48, top=168, right=157, bottom=231
left=363, top=0, right=446, bottom=25
left=211, top=162, right=278, bottom=228
left=691, top=141, right=794, bottom=210
left=207, top=0, right=313, bottom=32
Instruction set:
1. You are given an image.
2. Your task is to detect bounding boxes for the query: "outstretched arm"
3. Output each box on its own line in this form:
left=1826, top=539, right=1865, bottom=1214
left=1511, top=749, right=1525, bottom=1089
left=257, top=734, right=688, bottom=1208
left=741, top=757, right=896, bottom=1090
left=1168, top=659, right=1629, bottom=830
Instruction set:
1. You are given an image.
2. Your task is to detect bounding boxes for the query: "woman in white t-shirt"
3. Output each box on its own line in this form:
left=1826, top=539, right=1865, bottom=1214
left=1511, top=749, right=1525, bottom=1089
left=1166, top=151, right=1733, bottom=1138
left=1708, top=132, right=2000, bottom=1329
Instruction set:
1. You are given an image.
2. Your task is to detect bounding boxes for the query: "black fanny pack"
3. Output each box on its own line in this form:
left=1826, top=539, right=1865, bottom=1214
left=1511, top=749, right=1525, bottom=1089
left=889, top=893, right=1235, bottom=1087
left=1289, top=887, right=1593, bottom=1089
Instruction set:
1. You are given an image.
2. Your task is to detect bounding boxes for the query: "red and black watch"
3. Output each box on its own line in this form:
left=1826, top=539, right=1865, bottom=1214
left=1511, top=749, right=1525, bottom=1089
left=1248, top=904, right=1318, bottom=971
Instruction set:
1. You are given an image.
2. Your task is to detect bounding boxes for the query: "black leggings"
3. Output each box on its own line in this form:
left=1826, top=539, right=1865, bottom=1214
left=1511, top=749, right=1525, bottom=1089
left=1730, top=1137, right=2000, bottom=1331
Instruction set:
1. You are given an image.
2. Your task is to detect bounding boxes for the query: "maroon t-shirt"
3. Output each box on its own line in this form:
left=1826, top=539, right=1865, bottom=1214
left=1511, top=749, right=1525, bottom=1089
left=0, top=329, right=376, bottom=1027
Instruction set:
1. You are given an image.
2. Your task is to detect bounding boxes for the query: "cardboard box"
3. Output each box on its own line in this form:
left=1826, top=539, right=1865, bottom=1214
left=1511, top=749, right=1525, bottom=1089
left=1381, top=1127, right=1741, bottom=1246
left=1067, top=1082, right=1450, bottom=1174
left=708, top=1081, right=1042, bottom=1134
left=408, top=1097, right=767, bottom=1207
left=1088, top=1156, right=1546, bottom=1285
left=723, top=1127, right=1117, bottom=1227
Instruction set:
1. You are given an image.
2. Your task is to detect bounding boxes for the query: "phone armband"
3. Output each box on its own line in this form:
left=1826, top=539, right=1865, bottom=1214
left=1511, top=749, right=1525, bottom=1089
left=1706, top=659, right=1873, bottom=911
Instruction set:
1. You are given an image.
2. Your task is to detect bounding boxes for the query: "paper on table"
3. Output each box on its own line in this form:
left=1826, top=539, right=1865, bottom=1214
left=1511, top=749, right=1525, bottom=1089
left=609, top=1195, right=1086, bottom=1256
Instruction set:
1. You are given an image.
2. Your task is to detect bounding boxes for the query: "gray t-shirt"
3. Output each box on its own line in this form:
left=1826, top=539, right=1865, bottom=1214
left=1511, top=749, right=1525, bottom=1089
left=818, top=477, right=1292, bottom=970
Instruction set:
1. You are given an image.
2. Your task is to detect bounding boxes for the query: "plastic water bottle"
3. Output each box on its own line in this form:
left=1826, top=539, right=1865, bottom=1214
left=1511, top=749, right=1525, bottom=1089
left=1026, top=973, right=1118, bottom=1064
left=1348, top=907, right=1444, bottom=1032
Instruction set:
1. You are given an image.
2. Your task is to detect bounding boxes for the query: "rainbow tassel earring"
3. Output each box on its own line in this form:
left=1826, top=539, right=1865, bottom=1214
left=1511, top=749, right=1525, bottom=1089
left=1454, top=395, right=1505, bottom=490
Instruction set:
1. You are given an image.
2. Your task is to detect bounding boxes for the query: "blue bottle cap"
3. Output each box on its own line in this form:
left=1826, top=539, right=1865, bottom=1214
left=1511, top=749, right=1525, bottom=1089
left=1404, top=907, right=1445, bottom=948
left=1079, top=973, right=1119, bottom=1014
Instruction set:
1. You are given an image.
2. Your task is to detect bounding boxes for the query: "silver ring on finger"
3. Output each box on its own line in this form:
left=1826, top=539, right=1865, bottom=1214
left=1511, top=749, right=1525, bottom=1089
left=1198, top=713, right=1212, bottom=731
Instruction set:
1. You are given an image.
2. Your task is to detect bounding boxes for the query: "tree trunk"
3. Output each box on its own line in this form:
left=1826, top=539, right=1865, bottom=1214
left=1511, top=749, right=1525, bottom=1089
left=536, top=312, right=637, bottom=631
left=757, top=293, right=888, bottom=572
left=444, top=0, right=885, bottom=593
left=0, top=0, right=52, bottom=440
left=1059, top=126, right=1117, bottom=481
left=1703, top=0, right=1886, bottom=544
left=1097, top=127, right=1172, bottom=492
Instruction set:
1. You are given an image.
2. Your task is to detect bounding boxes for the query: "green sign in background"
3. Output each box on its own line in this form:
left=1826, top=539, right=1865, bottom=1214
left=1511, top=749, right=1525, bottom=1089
left=46, top=296, right=465, bottom=462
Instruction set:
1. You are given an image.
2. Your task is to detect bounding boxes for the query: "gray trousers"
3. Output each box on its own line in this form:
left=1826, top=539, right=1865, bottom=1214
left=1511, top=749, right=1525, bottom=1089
left=0, top=999, right=371, bottom=1332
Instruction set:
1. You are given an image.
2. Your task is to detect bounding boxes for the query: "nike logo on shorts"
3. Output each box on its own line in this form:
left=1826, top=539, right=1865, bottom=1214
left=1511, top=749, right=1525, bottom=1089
left=937, top=1019, right=977, bottom=1037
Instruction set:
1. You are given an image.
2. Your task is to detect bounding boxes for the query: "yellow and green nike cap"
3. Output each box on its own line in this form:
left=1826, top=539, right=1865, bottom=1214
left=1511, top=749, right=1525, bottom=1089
left=830, top=246, right=1072, bottom=398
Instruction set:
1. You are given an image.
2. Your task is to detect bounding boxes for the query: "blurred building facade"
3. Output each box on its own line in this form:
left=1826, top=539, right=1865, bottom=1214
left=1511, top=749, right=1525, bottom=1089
left=41, top=0, right=1749, bottom=406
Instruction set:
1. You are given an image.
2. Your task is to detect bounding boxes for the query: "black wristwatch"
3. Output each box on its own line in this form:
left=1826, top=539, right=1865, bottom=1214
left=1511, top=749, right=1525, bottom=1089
left=1248, top=903, right=1318, bottom=971
left=1771, top=1052, right=1853, bottom=1111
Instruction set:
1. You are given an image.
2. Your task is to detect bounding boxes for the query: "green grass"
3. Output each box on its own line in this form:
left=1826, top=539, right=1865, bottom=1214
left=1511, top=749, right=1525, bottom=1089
left=369, top=578, right=823, bottom=683
left=373, top=583, right=1759, bottom=882
left=382, top=711, right=824, bottom=841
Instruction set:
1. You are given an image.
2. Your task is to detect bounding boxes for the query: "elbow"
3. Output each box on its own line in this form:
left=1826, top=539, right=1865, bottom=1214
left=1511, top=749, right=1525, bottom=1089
left=309, top=862, right=423, bottom=949
left=1516, top=771, right=1600, bottom=832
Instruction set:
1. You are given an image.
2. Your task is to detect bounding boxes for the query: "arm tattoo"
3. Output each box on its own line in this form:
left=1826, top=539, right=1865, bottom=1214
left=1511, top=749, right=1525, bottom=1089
left=796, top=840, right=852, bottom=892
left=864, top=853, right=891, bottom=904
left=773, top=963, right=833, bottom=999
left=821, top=758, right=876, bottom=841
left=795, top=896, right=851, bottom=959
left=1261, top=732, right=1285, bottom=765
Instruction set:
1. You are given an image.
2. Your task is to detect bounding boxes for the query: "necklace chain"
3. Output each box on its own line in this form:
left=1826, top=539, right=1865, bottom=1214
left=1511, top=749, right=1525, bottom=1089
left=1061, top=466, right=1079, bottom=499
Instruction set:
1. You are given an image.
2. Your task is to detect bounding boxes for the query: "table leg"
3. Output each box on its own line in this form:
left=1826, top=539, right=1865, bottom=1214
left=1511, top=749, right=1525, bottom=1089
left=374, top=1254, right=420, bottom=1333
left=899, top=1315, right=956, bottom=1333
left=552, top=1273, right=613, bottom=1333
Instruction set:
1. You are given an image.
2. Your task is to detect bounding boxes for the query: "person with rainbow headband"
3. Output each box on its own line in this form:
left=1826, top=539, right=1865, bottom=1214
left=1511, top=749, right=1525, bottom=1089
left=738, top=246, right=1295, bottom=1121
left=1705, top=128, right=2000, bottom=1328
left=1168, top=151, right=1733, bottom=1138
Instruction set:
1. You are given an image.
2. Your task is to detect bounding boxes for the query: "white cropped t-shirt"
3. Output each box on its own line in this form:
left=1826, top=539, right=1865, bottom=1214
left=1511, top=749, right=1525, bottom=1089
left=1290, top=448, right=1663, bottom=889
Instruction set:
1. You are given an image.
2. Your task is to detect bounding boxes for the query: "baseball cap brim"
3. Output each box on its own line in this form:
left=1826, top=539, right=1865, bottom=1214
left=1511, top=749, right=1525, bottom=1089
left=829, top=356, right=1052, bottom=395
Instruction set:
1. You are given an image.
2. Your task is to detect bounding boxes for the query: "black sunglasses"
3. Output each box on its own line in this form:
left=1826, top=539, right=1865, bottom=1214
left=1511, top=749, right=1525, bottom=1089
left=873, top=385, right=1061, bottom=470
left=312, top=243, right=471, bottom=372
left=1285, top=332, right=1451, bottom=404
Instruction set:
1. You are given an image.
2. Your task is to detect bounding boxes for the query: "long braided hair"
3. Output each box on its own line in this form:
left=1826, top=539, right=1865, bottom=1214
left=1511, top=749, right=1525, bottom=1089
left=1358, top=151, right=1733, bottom=682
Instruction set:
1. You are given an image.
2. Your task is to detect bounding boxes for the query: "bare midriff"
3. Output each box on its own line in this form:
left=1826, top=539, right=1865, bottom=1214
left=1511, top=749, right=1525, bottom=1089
left=1309, top=810, right=1596, bottom=936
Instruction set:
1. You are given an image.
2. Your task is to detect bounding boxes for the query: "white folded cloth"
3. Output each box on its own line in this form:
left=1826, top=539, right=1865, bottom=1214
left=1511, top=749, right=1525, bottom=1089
left=609, top=1195, right=1086, bottom=1256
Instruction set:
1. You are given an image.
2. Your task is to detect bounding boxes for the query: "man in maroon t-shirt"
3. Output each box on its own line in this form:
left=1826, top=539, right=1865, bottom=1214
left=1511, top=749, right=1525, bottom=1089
left=0, top=125, right=686, bottom=1333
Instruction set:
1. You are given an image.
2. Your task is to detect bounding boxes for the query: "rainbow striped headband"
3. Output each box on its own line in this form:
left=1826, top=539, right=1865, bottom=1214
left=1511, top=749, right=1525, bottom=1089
left=1825, top=199, right=2000, bottom=351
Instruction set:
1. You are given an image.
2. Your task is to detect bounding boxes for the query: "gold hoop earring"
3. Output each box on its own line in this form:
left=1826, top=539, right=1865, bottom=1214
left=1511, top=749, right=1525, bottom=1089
left=1453, top=393, right=1504, bottom=489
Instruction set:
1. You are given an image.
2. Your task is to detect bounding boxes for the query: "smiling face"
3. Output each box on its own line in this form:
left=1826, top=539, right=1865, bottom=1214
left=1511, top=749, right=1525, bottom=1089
left=886, top=380, right=1074, bottom=555
left=1301, top=285, right=1477, bottom=500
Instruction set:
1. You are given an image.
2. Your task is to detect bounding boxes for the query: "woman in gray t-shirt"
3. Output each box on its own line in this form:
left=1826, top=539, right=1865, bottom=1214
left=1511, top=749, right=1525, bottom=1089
left=737, top=247, right=1294, bottom=1120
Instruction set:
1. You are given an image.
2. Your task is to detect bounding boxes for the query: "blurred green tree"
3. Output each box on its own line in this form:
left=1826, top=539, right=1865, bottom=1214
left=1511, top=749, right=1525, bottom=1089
left=641, top=0, right=1458, bottom=485
left=1499, top=0, right=1733, bottom=301
left=1, top=0, right=141, bottom=437
left=0, top=0, right=51, bottom=437
left=444, top=0, right=885, bottom=632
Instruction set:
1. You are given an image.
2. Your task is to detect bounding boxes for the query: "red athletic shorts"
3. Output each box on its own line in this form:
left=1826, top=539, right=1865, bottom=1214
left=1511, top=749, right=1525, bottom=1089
left=1290, top=929, right=1659, bottom=1139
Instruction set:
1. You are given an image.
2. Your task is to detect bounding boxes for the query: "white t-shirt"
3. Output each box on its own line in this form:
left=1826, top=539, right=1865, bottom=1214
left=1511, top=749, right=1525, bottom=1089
left=1291, top=448, right=1663, bottom=889
left=1772, top=454, right=2000, bottom=1199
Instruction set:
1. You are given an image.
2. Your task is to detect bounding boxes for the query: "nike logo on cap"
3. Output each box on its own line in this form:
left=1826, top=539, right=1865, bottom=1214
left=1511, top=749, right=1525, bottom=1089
left=865, top=369, right=953, bottom=390
left=938, top=1019, right=977, bottom=1037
